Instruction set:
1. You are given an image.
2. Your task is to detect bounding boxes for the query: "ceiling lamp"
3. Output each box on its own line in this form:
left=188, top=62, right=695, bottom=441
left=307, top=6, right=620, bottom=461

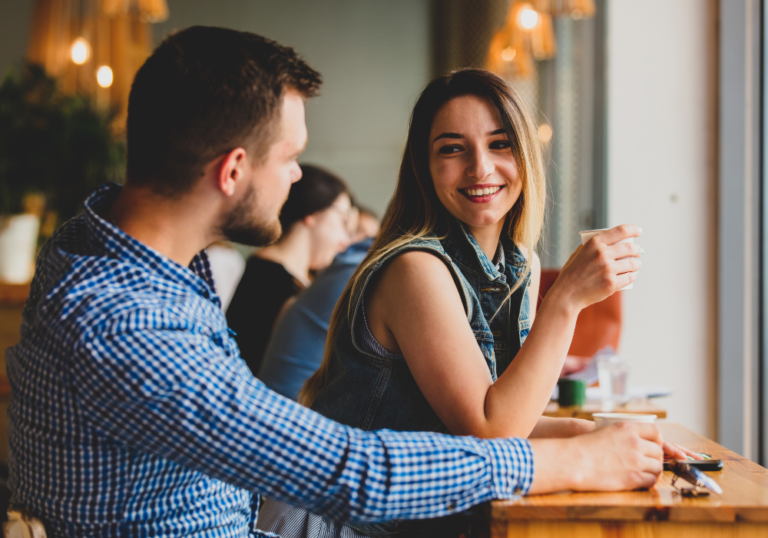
left=486, top=1, right=556, bottom=78
left=487, top=3, right=530, bottom=78
left=529, top=10, right=556, bottom=60
left=535, top=0, right=596, bottom=19
left=102, top=0, right=169, bottom=23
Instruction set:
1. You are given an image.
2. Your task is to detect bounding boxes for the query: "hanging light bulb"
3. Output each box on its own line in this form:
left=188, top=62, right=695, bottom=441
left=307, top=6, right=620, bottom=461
left=96, top=66, right=114, bottom=88
left=70, top=37, right=89, bottom=65
left=519, top=5, right=539, bottom=29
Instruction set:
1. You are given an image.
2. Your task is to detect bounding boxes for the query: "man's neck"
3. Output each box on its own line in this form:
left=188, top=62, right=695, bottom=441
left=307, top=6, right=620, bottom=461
left=110, top=183, right=218, bottom=267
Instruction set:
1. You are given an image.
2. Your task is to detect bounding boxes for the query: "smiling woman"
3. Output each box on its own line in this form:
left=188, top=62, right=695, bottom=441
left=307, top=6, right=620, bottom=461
left=258, top=68, right=645, bottom=538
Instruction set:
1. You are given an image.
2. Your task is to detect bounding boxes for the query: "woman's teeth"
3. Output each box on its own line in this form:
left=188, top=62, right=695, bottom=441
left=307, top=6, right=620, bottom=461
left=464, top=186, right=501, bottom=197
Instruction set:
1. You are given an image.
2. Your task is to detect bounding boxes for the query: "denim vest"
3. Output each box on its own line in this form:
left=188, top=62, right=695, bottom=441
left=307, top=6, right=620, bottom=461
left=312, top=220, right=531, bottom=435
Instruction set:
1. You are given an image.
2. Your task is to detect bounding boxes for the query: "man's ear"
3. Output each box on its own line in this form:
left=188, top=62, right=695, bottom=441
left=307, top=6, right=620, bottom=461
left=217, top=148, right=247, bottom=196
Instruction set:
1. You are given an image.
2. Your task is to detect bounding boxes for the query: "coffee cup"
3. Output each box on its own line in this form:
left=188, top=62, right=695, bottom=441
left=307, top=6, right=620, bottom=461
left=592, top=412, right=657, bottom=429
left=579, top=228, right=636, bottom=290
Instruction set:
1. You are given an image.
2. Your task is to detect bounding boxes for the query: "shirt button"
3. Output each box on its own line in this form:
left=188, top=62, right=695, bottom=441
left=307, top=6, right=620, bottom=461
left=446, top=501, right=456, bottom=511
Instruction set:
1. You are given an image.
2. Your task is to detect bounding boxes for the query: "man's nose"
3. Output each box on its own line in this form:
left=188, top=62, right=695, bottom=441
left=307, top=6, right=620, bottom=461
left=291, top=163, right=303, bottom=184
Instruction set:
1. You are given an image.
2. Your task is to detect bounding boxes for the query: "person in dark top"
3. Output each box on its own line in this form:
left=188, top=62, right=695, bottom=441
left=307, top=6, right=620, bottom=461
left=227, top=164, right=352, bottom=375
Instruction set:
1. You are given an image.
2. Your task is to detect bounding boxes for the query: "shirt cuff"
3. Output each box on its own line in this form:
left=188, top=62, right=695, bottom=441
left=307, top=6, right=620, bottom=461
left=486, top=438, right=535, bottom=499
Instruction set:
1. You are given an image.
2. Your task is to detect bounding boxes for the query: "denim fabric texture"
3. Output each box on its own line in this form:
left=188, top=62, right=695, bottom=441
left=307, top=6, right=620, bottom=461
left=312, top=218, right=531, bottom=435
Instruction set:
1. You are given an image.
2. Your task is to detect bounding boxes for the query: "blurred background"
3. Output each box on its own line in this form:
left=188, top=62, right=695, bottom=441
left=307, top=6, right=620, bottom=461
left=2, top=0, right=765, bottom=467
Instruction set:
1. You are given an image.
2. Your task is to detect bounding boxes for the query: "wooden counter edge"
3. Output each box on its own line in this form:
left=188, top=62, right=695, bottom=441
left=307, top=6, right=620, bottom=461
left=488, top=501, right=768, bottom=523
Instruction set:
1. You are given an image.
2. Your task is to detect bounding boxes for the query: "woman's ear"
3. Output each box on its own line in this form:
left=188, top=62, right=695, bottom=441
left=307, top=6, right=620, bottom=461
left=303, top=214, right=318, bottom=228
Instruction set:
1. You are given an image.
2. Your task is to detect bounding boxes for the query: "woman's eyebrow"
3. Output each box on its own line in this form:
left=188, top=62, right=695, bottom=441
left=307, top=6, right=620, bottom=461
left=433, top=132, right=463, bottom=142
left=432, top=128, right=507, bottom=143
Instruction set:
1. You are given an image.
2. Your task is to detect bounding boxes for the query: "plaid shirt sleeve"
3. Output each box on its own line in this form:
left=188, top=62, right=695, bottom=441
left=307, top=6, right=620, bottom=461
left=73, top=316, right=534, bottom=524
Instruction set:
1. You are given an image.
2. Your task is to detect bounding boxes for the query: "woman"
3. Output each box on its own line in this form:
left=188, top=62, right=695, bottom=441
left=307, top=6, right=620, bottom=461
left=258, top=69, right=693, bottom=537
left=226, top=164, right=352, bottom=377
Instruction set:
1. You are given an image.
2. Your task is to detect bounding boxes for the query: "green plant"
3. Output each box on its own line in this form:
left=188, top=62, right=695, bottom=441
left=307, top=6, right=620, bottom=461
left=0, top=63, right=125, bottom=221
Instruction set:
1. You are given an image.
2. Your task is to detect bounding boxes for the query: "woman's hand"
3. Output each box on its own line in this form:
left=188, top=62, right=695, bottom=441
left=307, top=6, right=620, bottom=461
left=663, top=441, right=704, bottom=460
left=547, top=225, right=643, bottom=312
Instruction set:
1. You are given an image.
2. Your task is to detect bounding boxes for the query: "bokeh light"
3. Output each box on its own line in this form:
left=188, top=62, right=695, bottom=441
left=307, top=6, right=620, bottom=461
left=538, top=123, right=553, bottom=143
left=519, top=6, right=539, bottom=29
left=501, top=47, right=517, bottom=62
left=70, top=38, right=89, bottom=65
left=96, top=66, right=113, bottom=88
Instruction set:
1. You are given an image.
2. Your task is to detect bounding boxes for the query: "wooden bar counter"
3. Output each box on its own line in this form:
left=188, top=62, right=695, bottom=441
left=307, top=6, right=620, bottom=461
left=489, top=423, right=768, bottom=537
left=544, top=399, right=667, bottom=420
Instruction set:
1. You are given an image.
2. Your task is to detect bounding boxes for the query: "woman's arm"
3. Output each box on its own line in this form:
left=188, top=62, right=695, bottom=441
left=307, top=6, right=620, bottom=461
left=529, top=416, right=595, bottom=438
left=526, top=254, right=595, bottom=438
left=366, top=225, right=642, bottom=439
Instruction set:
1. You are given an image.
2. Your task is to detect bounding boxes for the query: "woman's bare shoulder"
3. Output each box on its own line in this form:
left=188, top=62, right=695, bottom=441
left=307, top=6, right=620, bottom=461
left=369, top=249, right=458, bottom=304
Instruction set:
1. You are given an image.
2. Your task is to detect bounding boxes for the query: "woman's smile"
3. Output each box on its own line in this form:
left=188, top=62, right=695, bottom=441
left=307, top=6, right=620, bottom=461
left=459, top=183, right=506, bottom=203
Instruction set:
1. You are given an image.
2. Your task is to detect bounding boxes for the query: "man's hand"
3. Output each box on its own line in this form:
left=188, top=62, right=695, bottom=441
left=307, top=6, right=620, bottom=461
left=528, top=422, right=664, bottom=494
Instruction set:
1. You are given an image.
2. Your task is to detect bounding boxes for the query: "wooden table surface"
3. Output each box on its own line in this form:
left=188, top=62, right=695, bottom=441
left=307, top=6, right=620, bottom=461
left=544, top=399, right=667, bottom=420
left=489, top=423, right=768, bottom=537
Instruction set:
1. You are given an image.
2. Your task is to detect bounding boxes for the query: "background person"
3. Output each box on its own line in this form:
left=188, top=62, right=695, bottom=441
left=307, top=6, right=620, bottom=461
left=227, top=164, right=352, bottom=376
left=259, top=207, right=379, bottom=400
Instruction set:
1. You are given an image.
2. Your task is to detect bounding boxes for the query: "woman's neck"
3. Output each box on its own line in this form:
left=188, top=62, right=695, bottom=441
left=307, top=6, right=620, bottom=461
left=256, top=226, right=312, bottom=286
left=465, top=219, right=506, bottom=260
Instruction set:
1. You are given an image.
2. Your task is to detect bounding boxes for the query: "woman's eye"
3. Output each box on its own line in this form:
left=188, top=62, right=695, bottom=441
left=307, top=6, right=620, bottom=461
left=490, top=140, right=511, bottom=150
left=438, top=145, right=462, bottom=155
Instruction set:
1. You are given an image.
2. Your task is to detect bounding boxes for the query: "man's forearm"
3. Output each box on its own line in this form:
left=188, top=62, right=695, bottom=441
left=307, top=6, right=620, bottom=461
left=248, top=409, right=535, bottom=523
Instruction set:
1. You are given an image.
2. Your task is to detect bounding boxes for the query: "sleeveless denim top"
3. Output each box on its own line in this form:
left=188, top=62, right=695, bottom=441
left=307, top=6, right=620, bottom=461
left=312, top=220, right=531, bottom=434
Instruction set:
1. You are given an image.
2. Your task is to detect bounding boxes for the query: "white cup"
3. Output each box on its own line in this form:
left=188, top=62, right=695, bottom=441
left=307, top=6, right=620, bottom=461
left=592, top=413, right=657, bottom=429
left=579, top=228, right=635, bottom=290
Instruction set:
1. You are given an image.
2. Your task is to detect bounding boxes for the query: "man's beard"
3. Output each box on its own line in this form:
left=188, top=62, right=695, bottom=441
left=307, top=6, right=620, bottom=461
left=220, top=182, right=282, bottom=247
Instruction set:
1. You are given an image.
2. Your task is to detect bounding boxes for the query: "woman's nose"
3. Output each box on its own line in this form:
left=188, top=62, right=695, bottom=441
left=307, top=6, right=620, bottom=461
left=467, top=148, right=494, bottom=180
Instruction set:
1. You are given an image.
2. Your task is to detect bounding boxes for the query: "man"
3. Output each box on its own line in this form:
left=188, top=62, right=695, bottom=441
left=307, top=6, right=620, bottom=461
left=7, top=27, right=664, bottom=537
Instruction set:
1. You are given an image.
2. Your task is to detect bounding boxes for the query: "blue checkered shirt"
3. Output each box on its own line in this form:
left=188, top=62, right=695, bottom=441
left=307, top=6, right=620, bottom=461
left=6, top=184, right=534, bottom=537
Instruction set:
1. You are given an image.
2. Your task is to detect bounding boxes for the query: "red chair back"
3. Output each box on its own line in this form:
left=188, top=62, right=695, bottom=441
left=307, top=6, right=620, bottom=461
left=537, top=269, right=622, bottom=356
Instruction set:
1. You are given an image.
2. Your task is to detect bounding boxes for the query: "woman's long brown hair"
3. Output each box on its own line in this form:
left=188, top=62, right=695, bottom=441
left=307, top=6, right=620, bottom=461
left=299, top=68, right=546, bottom=406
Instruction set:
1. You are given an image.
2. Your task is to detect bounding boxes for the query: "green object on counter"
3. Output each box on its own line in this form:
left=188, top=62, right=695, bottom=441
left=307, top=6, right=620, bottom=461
left=558, top=379, right=587, bottom=407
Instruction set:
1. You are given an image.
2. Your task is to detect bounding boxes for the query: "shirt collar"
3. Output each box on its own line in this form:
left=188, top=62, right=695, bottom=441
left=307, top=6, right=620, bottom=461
left=83, top=183, right=220, bottom=306
left=493, top=242, right=506, bottom=273
left=443, top=219, right=527, bottom=283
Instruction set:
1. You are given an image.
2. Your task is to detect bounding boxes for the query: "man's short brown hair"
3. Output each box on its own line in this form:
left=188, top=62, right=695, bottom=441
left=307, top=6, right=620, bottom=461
left=126, top=26, right=321, bottom=196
